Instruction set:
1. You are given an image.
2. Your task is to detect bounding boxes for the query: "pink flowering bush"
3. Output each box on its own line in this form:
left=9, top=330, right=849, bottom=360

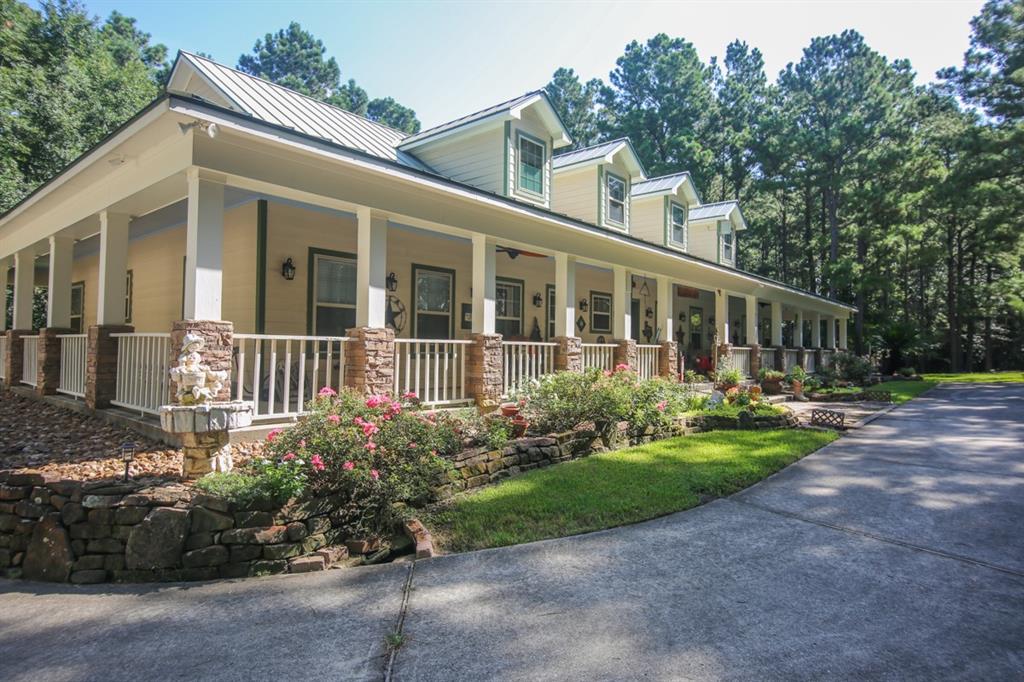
left=261, top=388, right=458, bottom=536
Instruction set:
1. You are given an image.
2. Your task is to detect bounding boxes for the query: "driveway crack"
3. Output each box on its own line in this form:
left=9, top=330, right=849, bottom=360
left=729, top=498, right=1024, bottom=580
left=383, top=560, right=416, bottom=682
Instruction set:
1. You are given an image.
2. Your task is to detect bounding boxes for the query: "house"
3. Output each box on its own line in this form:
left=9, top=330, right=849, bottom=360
left=0, top=51, right=854, bottom=431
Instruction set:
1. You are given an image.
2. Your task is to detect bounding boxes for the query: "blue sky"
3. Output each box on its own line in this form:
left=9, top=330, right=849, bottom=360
left=77, top=0, right=984, bottom=128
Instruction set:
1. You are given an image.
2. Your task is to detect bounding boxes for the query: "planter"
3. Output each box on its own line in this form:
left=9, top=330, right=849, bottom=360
left=510, top=416, right=530, bottom=438
left=500, top=403, right=520, bottom=418
left=715, top=382, right=739, bottom=393
left=791, top=380, right=804, bottom=398
left=761, top=379, right=782, bottom=395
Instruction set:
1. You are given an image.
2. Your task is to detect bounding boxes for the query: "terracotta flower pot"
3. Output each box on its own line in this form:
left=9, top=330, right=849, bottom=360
left=761, top=379, right=782, bottom=395
left=511, top=416, right=529, bottom=438
left=791, top=380, right=804, bottom=398
left=500, top=403, right=520, bottom=418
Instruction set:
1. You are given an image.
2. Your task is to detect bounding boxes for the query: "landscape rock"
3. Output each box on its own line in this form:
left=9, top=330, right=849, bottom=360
left=125, top=507, right=189, bottom=570
left=21, top=514, right=73, bottom=582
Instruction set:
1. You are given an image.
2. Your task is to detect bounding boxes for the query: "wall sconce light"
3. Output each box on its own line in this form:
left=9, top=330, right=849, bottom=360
left=281, top=257, right=296, bottom=281
left=645, top=307, right=654, bottom=319
left=579, top=298, right=589, bottom=312
left=386, top=272, right=398, bottom=292
left=120, top=441, right=136, bottom=482
left=532, top=292, right=543, bottom=308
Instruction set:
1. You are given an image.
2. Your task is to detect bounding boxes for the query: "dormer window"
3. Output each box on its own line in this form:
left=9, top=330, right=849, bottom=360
left=720, top=221, right=734, bottom=262
left=517, top=133, right=545, bottom=197
left=670, top=202, right=687, bottom=248
left=606, top=172, right=626, bottom=226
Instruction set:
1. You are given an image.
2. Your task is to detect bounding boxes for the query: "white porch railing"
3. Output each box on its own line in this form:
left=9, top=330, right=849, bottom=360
left=804, top=350, right=816, bottom=373
left=21, top=336, right=39, bottom=387
left=233, top=334, right=349, bottom=420
left=731, top=346, right=752, bottom=378
left=761, top=348, right=777, bottom=371
left=635, top=344, right=660, bottom=380
left=111, top=333, right=171, bottom=416
left=57, top=334, right=88, bottom=398
left=0, top=335, right=6, bottom=380
left=394, top=339, right=471, bottom=406
left=784, top=349, right=799, bottom=371
left=502, top=341, right=555, bottom=395
left=581, top=343, right=616, bottom=371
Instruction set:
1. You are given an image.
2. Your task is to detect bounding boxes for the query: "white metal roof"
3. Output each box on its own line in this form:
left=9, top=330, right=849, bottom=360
left=552, top=138, right=646, bottom=178
left=631, top=172, right=701, bottom=203
left=167, top=52, right=434, bottom=172
left=689, top=200, right=740, bottom=221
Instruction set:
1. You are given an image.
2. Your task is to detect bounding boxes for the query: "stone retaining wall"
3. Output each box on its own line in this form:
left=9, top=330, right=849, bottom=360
left=0, top=473, right=354, bottom=584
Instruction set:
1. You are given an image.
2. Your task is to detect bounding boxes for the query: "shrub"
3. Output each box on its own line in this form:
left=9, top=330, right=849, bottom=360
left=194, top=461, right=306, bottom=507
left=832, top=351, right=873, bottom=384
left=898, top=366, right=916, bottom=377
left=786, top=365, right=808, bottom=383
left=624, top=375, right=699, bottom=436
left=759, top=368, right=785, bottom=381
left=518, top=367, right=633, bottom=434
left=683, top=370, right=705, bottom=383
left=713, top=356, right=743, bottom=386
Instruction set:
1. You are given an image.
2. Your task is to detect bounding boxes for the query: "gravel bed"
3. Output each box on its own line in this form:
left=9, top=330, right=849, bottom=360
left=0, top=391, right=264, bottom=483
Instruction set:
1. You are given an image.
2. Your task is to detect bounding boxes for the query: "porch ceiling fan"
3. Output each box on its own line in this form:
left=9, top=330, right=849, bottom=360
left=496, top=246, right=546, bottom=259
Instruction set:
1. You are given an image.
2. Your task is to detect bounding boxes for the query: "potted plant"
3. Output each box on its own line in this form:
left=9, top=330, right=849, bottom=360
left=713, top=355, right=743, bottom=392
left=759, top=368, right=785, bottom=395
left=787, top=365, right=807, bottom=399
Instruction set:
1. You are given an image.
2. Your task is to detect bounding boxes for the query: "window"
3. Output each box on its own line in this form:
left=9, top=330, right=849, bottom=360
left=313, top=253, right=357, bottom=336
left=670, top=202, right=687, bottom=247
left=606, top=172, right=626, bottom=226
left=495, top=278, right=523, bottom=338
left=546, top=284, right=555, bottom=339
left=517, top=134, right=545, bottom=196
left=721, top=222, right=734, bottom=262
left=124, top=270, right=133, bottom=323
left=590, top=291, right=612, bottom=333
left=413, top=266, right=453, bottom=339
left=70, top=283, right=84, bottom=334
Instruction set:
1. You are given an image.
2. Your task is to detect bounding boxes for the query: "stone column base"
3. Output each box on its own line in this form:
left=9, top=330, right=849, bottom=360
left=182, top=431, right=233, bottom=477
left=344, top=327, right=395, bottom=396
left=714, top=343, right=733, bottom=370
left=170, top=320, right=233, bottom=403
left=36, top=328, right=71, bottom=395
left=613, top=339, right=637, bottom=370
left=553, top=336, right=582, bottom=372
left=658, top=340, right=679, bottom=379
left=749, top=343, right=762, bottom=379
left=814, top=349, right=824, bottom=371
left=86, top=325, right=133, bottom=409
left=3, top=330, right=33, bottom=387
left=467, top=333, right=503, bottom=407
left=774, top=345, right=786, bottom=372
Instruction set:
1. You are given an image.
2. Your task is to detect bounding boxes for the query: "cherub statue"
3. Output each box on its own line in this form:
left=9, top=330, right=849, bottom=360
left=169, top=332, right=228, bottom=404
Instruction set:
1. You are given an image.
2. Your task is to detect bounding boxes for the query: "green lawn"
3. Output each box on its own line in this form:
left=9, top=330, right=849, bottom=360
left=922, top=371, right=1024, bottom=383
left=877, top=380, right=937, bottom=403
left=425, top=429, right=837, bottom=552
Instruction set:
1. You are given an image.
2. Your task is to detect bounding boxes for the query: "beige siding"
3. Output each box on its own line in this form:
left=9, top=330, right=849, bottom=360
left=630, top=197, right=664, bottom=246
left=551, top=168, right=598, bottom=224
left=409, top=128, right=504, bottom=196
left=688, top=220, right=720, bottom=263
left=69, top=203, right=257, bottom=333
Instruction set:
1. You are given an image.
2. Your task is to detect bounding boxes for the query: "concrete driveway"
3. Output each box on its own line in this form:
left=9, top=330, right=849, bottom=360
left=2, top=383, right=1022, bottom=680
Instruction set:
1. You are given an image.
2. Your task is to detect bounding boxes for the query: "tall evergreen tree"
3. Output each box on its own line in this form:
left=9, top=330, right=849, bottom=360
left=544, top=67, right=602, bottom=149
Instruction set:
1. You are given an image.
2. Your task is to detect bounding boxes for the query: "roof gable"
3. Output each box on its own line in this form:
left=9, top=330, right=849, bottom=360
left=689, top=200, right=748, bottom=230
left=631, top=172, right=700, bottom=204
left=552, top=138, right=646, bottom=179
left=398, top=91, right=572, bottom=151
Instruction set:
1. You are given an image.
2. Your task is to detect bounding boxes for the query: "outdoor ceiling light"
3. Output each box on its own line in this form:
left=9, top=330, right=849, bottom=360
left=281, top=257, right=296, bottom=281
left=178, top=120, right=219, bottom=139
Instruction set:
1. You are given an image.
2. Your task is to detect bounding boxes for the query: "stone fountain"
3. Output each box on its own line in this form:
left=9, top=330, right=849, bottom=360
left=159, top=332, right=252, bottom=477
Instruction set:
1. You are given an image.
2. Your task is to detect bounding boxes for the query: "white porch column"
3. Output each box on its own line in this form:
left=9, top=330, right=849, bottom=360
left=355, top=207, right=388, bottom=328
left=770, top=301, right=784, bottom=347
left=46, top=235, right=74, bottom=328
left=793, top=310, right=804, bottom=347
left=12, top=249, right=35, bottom=329
left=183, top=171, right=225, bottom=320
left=744, top=295, right=758, bottom=346
left=553, top=252, right=576, bottom=338
left=839, top=316, right=848, bottom=350
left=612, top=265, right=631, bottom=340
left=714, top=290, right=729, bottom=346
left=824, top=315, right=836, bottom=349
left=470, top=234, right=496, bottom=335
left=811, top=313, right=822, bottom=348
left=656, top=276, right=673, bottom=343
left=97, top=211, right=130, bottom=325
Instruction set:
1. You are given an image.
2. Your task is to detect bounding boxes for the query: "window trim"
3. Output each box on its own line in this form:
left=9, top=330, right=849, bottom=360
left=590, top=290, right=612, bottom=334
left=719, top=221, right=735, bottom=263
left=495, top=276, right=524, bottom=338
left=70, top=281, right=85, bottom=334
left=667, top=200, right=687, bottom=249
left=411, top=263, right=456, bottom=339
left=515, top=131, right=546, bottom=200
left=306, top=247, right=358, bottom=336
left=604, top=170, right=627, bottom=229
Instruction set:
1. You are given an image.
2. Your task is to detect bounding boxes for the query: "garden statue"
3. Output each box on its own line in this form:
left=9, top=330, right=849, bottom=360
left=169, top=332, right=227, bottom=405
